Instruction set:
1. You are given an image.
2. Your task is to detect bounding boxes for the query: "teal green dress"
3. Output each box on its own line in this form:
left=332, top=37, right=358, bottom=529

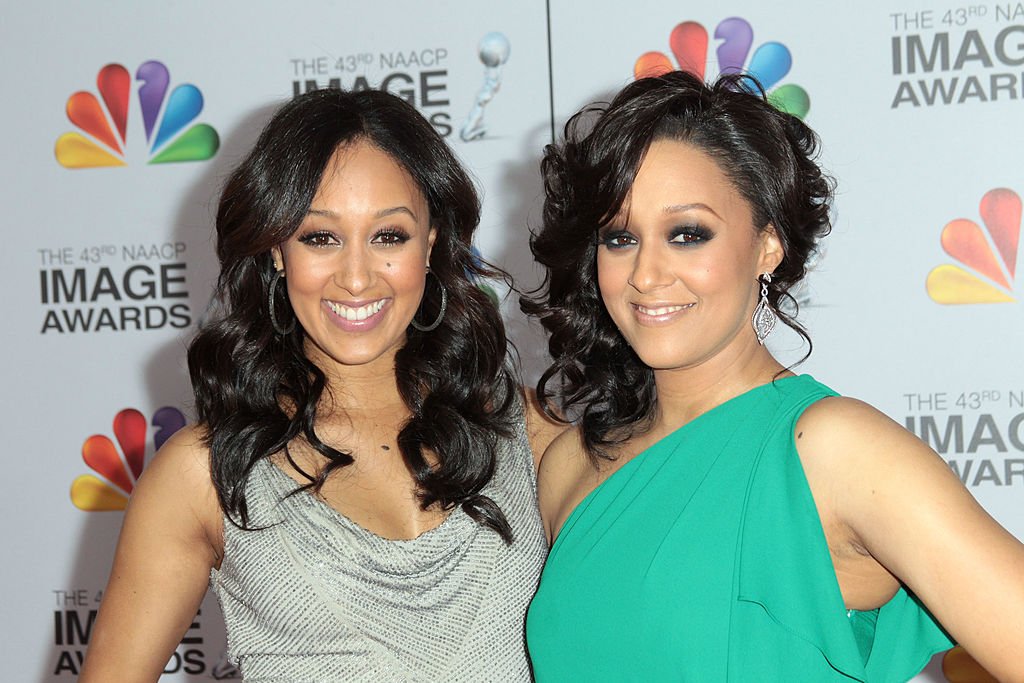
left=526, top=376, right=953, bottom=681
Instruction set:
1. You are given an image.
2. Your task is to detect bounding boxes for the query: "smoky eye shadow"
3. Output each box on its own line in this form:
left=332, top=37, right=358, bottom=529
left=668, top=224, right=714, bottom=242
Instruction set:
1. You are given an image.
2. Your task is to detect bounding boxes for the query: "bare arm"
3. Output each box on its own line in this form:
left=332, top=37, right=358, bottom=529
left=797, top=398, right=1024, bottom=683
left=79, top=426, right=223, bottom=683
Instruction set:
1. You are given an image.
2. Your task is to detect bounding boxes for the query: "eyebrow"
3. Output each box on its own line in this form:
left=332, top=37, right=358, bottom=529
left=663, top=202, right=721, bottom=219
left=306, top=206, right=418, bottom=220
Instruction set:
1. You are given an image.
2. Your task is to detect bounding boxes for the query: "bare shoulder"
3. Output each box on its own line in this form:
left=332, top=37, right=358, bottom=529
left=796, top=395, right=908, bottom=449
left=138, top=425, right=216, bottom=501
left=536, top=427, right=594, bottom=542
left=793, top=395, right=960, bottom=525
left=131, top=424, right=221, bottom=548
left=794, top=395, right=953, bottom=482
left=538, top=427, right=589, bottom=481
left=522, top=387, right=568, bottom=470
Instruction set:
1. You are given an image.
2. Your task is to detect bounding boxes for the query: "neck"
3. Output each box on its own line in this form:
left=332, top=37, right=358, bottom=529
left=309, top=349, right=410, bottom=423
left=651, top=341, right=787, bottom=431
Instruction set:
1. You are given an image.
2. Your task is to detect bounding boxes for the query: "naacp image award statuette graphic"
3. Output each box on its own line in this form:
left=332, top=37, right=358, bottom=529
left=461, top=32, right=511, bottom=142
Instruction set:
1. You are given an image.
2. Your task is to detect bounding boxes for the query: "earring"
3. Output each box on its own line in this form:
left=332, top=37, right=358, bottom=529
left=268, top=269, right=296, bottom=335
left=752, top=273, right=776, bottom=345
left=410, top=269, right=448, bottom=332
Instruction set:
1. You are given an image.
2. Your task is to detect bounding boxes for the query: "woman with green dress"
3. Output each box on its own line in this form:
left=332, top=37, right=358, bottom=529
left=522, top=71, right=1024, bottom=682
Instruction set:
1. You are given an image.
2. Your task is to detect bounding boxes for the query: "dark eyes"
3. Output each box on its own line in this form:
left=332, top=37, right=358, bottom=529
left=598, top=230, right=637, bottom=249
left=297, top=231, right=337, bottom=247
left=668, top=225, right=713, bottom=244
left=598, top=225, right=713, bottom=250
left=296, top=227, right=411, bottom=248
left=372, top=227, right=411, bottom=245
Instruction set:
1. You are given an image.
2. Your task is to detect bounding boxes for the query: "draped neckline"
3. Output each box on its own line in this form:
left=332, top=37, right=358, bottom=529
left=261, top=456, right=471, bottom=548
left=550, top=375, right=805, bottom=551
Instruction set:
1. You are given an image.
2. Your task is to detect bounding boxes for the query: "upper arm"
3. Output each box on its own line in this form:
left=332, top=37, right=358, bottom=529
left=80, top=425, right=224, bottom=683
left=522, top=387, right=567, bottom=470
left=796, top=398, right=1024, bottom=682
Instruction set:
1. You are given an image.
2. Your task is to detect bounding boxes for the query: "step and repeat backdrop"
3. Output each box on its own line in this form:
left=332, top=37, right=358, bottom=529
left=2, top=1, right=1020, bottom=680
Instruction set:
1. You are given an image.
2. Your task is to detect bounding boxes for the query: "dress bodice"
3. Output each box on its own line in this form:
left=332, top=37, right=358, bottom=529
left=527, top=375, right=952, bottom=682
left=211, top=414, right=546, bottom=682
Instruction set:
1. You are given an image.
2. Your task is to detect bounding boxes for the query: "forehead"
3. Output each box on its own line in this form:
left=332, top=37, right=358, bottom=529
left=312, top=140, right=427, bottom=213
left=620, top=139, right=752, bottom=224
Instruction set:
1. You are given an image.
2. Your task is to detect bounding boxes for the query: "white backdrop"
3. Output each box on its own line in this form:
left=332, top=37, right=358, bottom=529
left=1, top=1, right=1019, bottom=680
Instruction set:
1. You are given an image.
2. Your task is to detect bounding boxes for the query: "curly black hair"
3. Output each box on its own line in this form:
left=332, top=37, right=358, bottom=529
left=521, top=71, right=834, bottom=460
left=189, top=88, right=517, bottom=541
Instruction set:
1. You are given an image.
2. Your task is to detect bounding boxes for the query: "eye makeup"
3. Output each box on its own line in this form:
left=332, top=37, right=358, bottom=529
left=297, top=230, right=338, bottom=248
left=295, top=225, right=414, bottom=249
left=668, top=224, right=714, bottom=245
left=597, top=227, right=636, bottom=250
left=597, top=223, right=715, bottom=250
left=372, top=226, right=411, bottom=245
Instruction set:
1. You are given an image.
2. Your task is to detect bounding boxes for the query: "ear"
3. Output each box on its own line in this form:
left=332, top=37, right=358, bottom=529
left=270, top=246, right=284, bottom=272
left=757, top=224, right=784, bottom=274
left=426, top=227, right=438, bottom=266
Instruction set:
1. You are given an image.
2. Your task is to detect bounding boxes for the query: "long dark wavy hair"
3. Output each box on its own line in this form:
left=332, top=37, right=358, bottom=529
left=521, top=71, right=834, bottom=460
left=189, top=88, right=517, bottom=541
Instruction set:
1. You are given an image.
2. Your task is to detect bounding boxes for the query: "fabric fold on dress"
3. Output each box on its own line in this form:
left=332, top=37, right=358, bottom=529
left=734, top=381, right=953, bottom=682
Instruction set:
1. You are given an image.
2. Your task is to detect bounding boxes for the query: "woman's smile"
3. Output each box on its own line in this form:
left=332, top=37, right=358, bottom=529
left=323, top=297, right=392, bottom=330
left=630, top=301, right=695, bottom=325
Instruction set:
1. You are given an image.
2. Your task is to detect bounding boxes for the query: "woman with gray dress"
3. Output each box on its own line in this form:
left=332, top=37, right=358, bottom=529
left=80, top=88, right=559, bottom=682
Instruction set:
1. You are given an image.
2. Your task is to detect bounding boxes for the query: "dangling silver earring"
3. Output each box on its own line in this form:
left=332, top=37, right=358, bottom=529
left=411, top=269, right=448, bottom=332
left=268, top=269, right=296, bottom=335
left=752, top=273, right=776, bottom=345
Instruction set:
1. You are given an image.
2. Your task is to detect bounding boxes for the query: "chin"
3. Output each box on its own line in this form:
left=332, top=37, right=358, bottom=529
left=629, top=347, right=697, bottom=372
left=307, top=335, right=404, bottom=369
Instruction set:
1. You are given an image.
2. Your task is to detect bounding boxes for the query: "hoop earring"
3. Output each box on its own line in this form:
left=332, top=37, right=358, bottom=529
left=268, top=269, right=296, bottom=335
left=752, top=272, right=776, bottom=345
left=410, top=270, right=448, bottom=332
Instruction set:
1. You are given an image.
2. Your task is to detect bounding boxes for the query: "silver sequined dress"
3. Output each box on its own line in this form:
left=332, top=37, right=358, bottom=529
left=209, top=417, right=546, bottom=682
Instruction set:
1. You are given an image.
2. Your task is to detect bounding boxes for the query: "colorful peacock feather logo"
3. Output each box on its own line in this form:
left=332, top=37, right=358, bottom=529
left=71, top=407, right=186, bottom=511
left=927, top=188, right=1020, bottom=304
left=634, top=17, right=810, bottom=119
left=55, top=61, right=219, bottom=168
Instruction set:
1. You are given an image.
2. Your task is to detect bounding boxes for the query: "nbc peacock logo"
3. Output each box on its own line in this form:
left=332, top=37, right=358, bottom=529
left=70, top=407, right=186, bottom=511
left=55, top=61, right=219, bottom=169
left=927, top=188, right=1020, bottom=304
left=634, top=17, right=810, bottom=120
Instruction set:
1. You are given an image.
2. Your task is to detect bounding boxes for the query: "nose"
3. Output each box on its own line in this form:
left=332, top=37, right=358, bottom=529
left=627, top=242, right=673, bottom=293
left=333, top=244, right=373, bottom=295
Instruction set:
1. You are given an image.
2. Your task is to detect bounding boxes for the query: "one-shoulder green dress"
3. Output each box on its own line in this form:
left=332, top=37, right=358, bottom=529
left=527, top=375, right=953, bottom=681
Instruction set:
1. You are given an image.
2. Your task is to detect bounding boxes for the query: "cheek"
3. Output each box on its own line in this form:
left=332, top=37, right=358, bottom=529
left=685, top=246, right=749, bottom=295
left=686, top=262, right=719, bottom=294
left=697, top=263, right=758, bottom=317
left=285, top=257, right=334, bottom=297
left=596, top=254, right=629, bottom=303
left=385, top=252, right=429, bottom=295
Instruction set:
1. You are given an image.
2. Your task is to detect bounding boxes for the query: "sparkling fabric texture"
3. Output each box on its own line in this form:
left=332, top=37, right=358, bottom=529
left=210, top=415, right=546, bottom=682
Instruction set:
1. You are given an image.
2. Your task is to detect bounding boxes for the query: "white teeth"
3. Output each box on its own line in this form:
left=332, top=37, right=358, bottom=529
left=637, top=304, right=687, bottom=316
left=327, top=299, right=386, bottom=321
